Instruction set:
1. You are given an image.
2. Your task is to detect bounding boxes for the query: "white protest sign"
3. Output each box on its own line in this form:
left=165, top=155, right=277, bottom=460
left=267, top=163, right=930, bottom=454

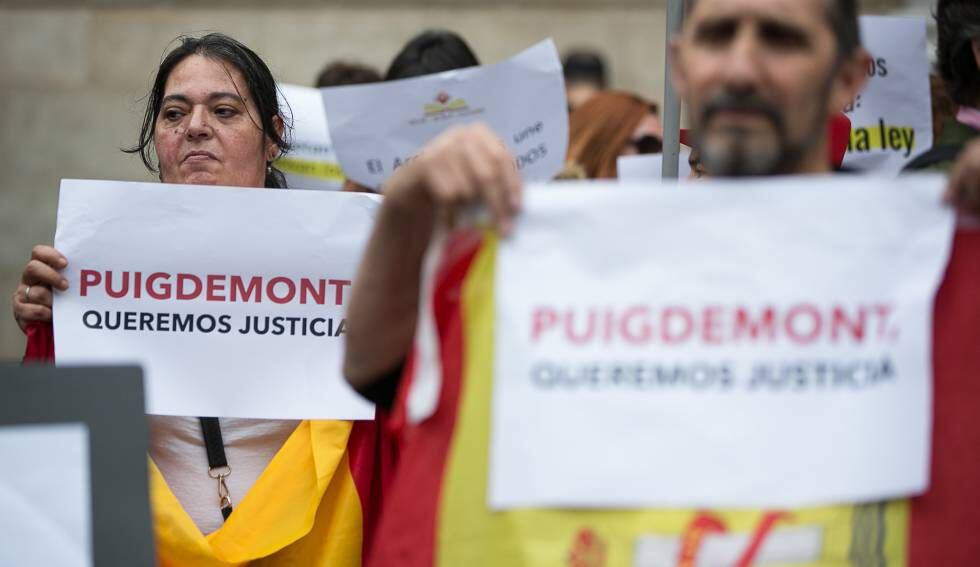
left=842, top=16, right=932, bottom=173
left=617, top=150, right=692, bottom=181
left=322, top=39, right=568, bottom=190
left=276, top=83, right=346, bottom=190
left=490, top=175, right=954, bottom=510
left=0, top=423, right=92, bottom=567
left=53, top=179, right=378, bottom=420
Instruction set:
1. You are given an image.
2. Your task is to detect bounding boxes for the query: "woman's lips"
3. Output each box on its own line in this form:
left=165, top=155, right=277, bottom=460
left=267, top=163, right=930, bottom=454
left=182, top=152, right=217, bottom=163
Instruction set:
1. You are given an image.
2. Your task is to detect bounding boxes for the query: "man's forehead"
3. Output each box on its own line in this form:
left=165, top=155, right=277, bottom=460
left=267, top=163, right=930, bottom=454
left=687, top=0, right=827, bottom=29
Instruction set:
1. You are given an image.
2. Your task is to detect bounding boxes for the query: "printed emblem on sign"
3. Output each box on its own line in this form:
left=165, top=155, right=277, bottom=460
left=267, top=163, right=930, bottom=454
left=567, top=528, right=607, bottom=567
left=423, top=91, right=470, bottom=116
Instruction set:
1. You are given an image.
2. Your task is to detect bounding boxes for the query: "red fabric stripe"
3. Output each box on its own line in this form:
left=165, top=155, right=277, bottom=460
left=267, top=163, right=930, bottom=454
left=348, top=416, right=396, bottom=565
left=909, top=228, right=980, bottom=565
left=22, top=321, right=54, bottom=363
left=367, top=231, right=485, bottom=567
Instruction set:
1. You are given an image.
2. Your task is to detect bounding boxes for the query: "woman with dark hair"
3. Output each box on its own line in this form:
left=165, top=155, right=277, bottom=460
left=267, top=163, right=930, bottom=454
left=11, top=33, right=382, bottom=566
left=565, top=91, right=662, bottom=179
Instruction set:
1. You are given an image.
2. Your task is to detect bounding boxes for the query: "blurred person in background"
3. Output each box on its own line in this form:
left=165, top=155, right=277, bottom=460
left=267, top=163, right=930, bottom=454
left=565, top=91, right=662, bottom=179
left=905, top=0, right=980, bottom=214
left=384, top=29, right=480, bottom=81
left=315, top=60, right=382, bottom=88
left=12, top=33, right=385, bottom=567
left=562, top=49, right=609, bottom=111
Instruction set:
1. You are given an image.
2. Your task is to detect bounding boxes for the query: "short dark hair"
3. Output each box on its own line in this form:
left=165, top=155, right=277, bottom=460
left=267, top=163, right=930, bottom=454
left=384, top=30, right=480, bottom=81
left=125, top=33, right=291, bottom=188
left=936, top=0, right=980, bottom=107
left=686, top=0, right=861, bottom=58
left=562, top=50, right=608, bottom=89
left=315, top=61, right=382, bottom=88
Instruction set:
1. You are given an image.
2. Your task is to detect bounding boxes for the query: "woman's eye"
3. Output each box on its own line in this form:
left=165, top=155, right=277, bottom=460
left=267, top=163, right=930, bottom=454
left=215, top=107, right=237, bottom=118
left=163, top=109, right=184, bottom=121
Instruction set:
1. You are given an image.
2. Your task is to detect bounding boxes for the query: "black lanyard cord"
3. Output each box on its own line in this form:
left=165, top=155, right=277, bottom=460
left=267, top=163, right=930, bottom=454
left=199, top=417, right=233, bottom=521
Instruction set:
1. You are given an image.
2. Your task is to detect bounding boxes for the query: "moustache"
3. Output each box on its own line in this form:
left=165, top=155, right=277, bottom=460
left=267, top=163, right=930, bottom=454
left=702, top=93, right=784, bottom=130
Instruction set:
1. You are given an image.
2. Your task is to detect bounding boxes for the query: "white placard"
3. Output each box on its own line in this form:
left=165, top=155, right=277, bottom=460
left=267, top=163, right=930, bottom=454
left=53, top=179, right=378, bottom=420
left=276, top=83, right=346, bottom=191
left=322, top=39, right=568, bottom=190
left=842, top=16, right=932, bottom=173
left=490, top=175, right=954, bottom=509
left=0, top=423, right=92, bottom=567
left=618, top=150, right=692, bottom=181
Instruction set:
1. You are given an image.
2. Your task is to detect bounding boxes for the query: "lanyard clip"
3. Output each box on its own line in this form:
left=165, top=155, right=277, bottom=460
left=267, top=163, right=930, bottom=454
left=209, top=465, right=233, bottom=520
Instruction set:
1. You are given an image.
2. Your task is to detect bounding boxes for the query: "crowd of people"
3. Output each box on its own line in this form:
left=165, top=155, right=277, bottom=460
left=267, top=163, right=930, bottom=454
left=8, top=0, right=980, bottom=565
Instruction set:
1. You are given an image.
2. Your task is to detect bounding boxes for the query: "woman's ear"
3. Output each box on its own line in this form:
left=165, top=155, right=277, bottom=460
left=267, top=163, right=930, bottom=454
left=266, top=115, right=285, bottom=162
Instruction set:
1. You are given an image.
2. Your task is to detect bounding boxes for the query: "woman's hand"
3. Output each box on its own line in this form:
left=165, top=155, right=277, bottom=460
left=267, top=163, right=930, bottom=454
left=12, top=245, right=68, bottom=332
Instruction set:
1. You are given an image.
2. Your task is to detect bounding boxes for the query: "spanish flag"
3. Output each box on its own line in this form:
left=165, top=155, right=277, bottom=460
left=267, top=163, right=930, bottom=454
left=24, top=322, right=392, bottom=567
left=370, top=227, right=980, bottom=567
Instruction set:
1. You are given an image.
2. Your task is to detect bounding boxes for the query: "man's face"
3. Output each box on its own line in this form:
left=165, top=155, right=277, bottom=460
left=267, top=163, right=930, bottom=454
left=672, top=0, right=861, bottom=176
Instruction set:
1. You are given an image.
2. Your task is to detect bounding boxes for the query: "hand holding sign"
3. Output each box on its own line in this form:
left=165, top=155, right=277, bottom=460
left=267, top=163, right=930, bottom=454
left=385, top=124, right=522, bottom=235
left=945, top=139, right=980, bottom=219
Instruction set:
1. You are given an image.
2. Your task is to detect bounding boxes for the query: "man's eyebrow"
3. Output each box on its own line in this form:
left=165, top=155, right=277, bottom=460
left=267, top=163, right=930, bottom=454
left=161, top=92, right=246, bottom=105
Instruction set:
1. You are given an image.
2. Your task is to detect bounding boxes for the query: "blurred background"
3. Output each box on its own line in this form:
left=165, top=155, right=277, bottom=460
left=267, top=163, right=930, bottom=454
left=0, top=0, right=935, bottom=359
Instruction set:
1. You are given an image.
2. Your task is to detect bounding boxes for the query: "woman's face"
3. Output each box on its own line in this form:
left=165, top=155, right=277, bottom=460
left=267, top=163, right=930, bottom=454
left=619, top=112, right=664, bottom=157
left=153, top=55, right=277, bottom=188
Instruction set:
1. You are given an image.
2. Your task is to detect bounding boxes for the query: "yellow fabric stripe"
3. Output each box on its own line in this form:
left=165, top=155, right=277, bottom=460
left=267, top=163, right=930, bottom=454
left=436, top=233, right=909, bottom=567
left=152, top=419, right=363, bottom=566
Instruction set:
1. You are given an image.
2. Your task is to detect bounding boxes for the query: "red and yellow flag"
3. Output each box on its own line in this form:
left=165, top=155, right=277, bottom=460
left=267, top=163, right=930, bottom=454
left=371, top=227, right=980, bottom=567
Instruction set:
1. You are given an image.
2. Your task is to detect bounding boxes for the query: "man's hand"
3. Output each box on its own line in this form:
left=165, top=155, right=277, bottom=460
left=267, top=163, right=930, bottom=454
left=384, top=123, right=523, bottom=235
left=945, top=138, right=980, bottom=219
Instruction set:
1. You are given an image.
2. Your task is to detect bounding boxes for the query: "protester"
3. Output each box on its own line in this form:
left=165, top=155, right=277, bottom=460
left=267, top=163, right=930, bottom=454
left=345, top=1, right=980, bottom=565
left=315, top=60, right=382, bottom=88
left=565, top=91, right=662, bottom=179
left=905, top=0, right=980, bottom=172
left=384, top=29, right=480, bottom=81
left=12, top=33, right=383, bottom=566
left=562, top=49, right=609, bottom=111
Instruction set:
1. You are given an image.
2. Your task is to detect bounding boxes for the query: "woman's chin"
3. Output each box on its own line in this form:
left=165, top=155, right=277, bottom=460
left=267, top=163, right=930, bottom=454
left=181, top=172, right=221, bottom=186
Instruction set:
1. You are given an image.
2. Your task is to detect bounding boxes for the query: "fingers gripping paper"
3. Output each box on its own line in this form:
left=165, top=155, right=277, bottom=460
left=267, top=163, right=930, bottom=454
left=321, top=40, right=568, bottom=190
left=842, top=16, right=932, bottom=173
left=490, top=176, right=954, bottom=510
left=52, top=179, right=378, bottom=420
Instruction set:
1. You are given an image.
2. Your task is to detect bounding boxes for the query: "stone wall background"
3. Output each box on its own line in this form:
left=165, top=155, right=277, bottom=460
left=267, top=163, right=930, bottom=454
left=0, top=0, right=920, bottom=359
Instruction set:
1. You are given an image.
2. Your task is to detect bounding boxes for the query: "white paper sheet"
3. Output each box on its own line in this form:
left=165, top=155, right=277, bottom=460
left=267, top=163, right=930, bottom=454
left=321, top=39, right=568, bottom=190
left=490, top=175, right=954, bottom=510
left=842, top=16, right=932, bottom=173
left=276, top=83, right=346, bottom=191
left=618, top=150, right=692, bottom=182
left=53, top=179, right=378, bottom=420
left=0, top=423, right=92, bottom=567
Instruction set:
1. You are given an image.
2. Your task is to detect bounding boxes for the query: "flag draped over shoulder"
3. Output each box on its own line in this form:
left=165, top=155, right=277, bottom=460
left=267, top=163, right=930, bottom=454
left=370, top=227, right=980, bottom=567
left=23, top=323, right=392, bottom=567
